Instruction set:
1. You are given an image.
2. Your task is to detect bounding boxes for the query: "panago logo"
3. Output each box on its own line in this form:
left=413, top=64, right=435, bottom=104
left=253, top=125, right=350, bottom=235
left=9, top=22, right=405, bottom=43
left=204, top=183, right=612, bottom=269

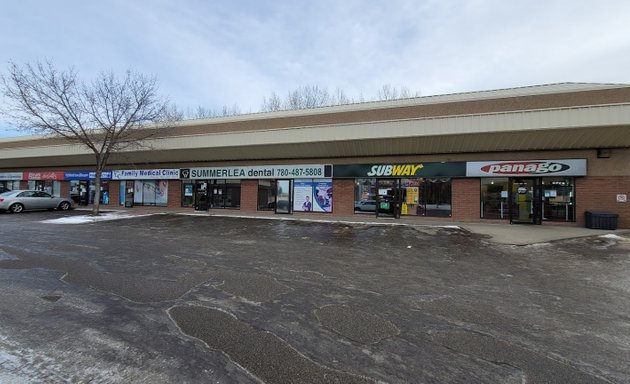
left=481, top=161, right=570, bottom=175
left=367, top=164, right=424, bottom=177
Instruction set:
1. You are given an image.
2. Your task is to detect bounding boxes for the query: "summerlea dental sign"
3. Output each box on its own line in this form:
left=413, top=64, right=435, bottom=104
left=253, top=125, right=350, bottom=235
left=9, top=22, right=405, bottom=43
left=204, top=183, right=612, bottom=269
left=466, top=159, right=587, bottom=177
left=181, top=165, right=332, bottom=179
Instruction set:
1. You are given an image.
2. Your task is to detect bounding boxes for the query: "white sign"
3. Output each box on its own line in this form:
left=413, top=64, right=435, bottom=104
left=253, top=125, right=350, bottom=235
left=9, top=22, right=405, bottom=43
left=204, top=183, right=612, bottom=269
left=182, top=164, right=331, bottom=179
left=0, top=172, right=23, bottom=180
left=466, top=159, right=587, bottom=177
left=112, top=169, right=180, bottom=180
left=617, top=194, right=628, bottom=203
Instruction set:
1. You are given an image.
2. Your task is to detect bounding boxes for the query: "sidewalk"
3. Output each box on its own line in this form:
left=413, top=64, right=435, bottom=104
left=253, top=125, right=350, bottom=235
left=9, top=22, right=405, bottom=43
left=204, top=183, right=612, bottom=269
left=76, top=206, right=629, bottom=246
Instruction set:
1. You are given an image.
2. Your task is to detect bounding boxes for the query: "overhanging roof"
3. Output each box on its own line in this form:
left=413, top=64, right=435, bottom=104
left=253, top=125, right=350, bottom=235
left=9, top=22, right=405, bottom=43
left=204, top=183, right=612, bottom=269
left=1, top=83, right=630, bottom=169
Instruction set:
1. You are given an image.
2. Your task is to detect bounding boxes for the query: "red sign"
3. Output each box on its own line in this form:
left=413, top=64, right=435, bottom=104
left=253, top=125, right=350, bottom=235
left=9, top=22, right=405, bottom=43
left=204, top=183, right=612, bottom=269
left=25, top=171, right=65, bottom=180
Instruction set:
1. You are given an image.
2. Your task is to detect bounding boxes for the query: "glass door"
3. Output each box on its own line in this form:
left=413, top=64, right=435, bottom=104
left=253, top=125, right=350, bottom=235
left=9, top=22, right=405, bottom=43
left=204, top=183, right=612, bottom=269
left=376, top=179, right=401, bottom=218
left=194, top=180, right=208, bottom=210
left=275, top=180, right=292, bottom=214
left=509, top=178, right=542, bottom=224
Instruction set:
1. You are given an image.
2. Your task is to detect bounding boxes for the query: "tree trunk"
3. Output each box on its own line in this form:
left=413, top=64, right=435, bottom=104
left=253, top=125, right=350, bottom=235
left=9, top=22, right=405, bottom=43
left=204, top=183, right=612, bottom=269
left=92, top=174, right=101, bottom=216
left=92, top=155, right=102, bottom=216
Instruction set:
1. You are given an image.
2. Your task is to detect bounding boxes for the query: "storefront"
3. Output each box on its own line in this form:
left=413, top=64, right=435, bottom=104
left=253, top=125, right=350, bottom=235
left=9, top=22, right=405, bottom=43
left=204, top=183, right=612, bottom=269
left=64, top=171, right=112, bottom=206
left=1, top=83, right=628, bottom=227
left=112, top=169, right=180, bottom=207
left=0, top=172, right=22, bottom=192
left=181, top=164, right=333, bottom=213
left=467, top=159, right=587, bottom=224
left=334, top=162, right=466, bottom=218
left=24, top=171, right=64, bottom=196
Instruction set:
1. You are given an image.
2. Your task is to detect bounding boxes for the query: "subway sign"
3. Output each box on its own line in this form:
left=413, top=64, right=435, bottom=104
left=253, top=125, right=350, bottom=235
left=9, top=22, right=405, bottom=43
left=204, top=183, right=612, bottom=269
left=466, top=159, right=587, bottom=177
left=333, top=162, right=467, bottom=178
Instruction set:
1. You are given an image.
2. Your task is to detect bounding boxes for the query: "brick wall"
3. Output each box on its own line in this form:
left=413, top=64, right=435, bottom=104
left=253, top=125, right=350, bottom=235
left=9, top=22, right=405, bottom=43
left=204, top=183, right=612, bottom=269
left=109, top=181, right=120, bottom=207
left=451, top=178, right=481, bottom=221
left=576, top=176, right=630, bottom=228
left=333, top=179, right=356, bottom=216
left=167, top=180, right=182, bottom=209
left=240, top=180, right=258, bottom=212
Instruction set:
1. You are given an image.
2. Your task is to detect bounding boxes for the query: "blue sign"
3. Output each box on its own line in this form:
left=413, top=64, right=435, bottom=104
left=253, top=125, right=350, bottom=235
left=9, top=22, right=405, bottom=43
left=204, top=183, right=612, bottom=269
left=64, top=171, right=112, bottom=180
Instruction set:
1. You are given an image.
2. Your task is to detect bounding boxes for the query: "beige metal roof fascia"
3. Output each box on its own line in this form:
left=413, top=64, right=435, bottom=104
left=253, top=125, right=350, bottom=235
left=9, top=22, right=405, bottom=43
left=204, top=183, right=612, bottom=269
left=171, top=83, right=630, bottom=127
left=148, top=103, right=630, bottom=150
left=2, top=103, right=629, bottom=161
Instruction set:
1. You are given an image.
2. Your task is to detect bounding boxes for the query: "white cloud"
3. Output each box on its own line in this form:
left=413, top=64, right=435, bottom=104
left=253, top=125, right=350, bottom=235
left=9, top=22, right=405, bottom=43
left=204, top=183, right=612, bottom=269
left=1, top=0, right=630, bottom=133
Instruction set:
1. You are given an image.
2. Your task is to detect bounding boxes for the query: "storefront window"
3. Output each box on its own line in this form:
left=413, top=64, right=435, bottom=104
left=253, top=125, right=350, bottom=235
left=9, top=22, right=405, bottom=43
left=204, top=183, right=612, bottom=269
left=181, top=181, right=194, bottom=207
left=293, top=179, right=333, bottom=213
left=0, top=180, right=20, bottom=191
left=542, top=178, right=575, bottom=222
left=355, top=178, right=452, bottom=217
left=424, top=178, right=451, bottom=217
left=28, top=180, right=61, bottom=197
left=204, top=179, right=241, bottom=209
left=354, top=178, right=377, bottom=214
left=481, top=178, right=509, bottom=219
left=401, top=178, right=421, bottom=216
left=132, top=180, right=169, bottom=206
left=258, top=180, right=277, bottom=211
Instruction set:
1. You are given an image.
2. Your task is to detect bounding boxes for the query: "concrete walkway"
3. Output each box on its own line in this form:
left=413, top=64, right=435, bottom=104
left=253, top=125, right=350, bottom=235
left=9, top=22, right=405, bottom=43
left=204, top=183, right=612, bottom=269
left=76, top=206, right=629, bottom=245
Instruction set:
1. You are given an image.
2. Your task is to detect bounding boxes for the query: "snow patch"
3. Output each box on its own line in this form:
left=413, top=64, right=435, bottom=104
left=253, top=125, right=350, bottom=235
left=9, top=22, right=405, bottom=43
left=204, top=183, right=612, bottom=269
left=600, top=234, right=628, bottom=241
left=41, top=212, right=153, bottom=224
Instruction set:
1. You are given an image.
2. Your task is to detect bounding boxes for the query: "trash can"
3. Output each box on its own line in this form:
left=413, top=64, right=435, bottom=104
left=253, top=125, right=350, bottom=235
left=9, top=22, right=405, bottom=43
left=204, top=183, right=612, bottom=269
left=584, top=211, right=618, bottom=230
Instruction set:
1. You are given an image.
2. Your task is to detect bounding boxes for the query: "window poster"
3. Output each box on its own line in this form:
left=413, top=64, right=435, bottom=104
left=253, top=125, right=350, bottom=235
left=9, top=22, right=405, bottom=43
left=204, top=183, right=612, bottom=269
left=156, top=180, right=168, bottom=205
left=313, top=179, right=333, bottom=212
left=293, top=179, right=313, bottom=212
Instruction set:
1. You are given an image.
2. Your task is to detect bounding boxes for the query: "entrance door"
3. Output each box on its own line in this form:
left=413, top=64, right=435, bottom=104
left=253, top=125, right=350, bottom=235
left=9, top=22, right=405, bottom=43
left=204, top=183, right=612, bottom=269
left=509, top=178, right=542, bottom=224
left=79, top=180, right=90, bottom=206
left=194, top=181, right=208, bottom=210
left=124, top=180, right=135, bottom=208
left=275, top=180, right=292, bottom=214
left=376, top=179, right=401, bottom=218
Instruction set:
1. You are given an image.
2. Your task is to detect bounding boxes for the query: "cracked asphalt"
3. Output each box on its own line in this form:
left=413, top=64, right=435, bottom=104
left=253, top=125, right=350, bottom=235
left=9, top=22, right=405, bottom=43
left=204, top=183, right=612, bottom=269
left=1, top=211, right=629, bottom=383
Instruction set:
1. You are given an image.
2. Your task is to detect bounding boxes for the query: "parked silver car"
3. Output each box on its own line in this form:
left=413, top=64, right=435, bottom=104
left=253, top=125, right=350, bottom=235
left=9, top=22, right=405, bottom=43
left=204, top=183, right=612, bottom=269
left=0, top=190, right=73, bottom=213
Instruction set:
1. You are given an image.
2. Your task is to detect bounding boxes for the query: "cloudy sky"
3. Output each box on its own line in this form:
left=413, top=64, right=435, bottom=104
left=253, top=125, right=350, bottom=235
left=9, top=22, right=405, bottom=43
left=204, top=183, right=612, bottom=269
left=1, top=0, right=630, bottom=136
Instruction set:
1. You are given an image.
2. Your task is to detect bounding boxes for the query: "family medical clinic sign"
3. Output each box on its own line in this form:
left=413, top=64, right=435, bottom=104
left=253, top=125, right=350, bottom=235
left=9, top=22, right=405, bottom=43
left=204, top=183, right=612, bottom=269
left=466, top=159, right=587, bottom=177
left=112, top=169, right=181, bottom=180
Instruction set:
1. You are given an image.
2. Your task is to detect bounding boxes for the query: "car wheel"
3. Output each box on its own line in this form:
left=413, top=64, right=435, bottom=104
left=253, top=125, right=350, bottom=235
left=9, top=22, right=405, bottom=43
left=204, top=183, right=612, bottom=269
left=9, top=203, right=24, bottom=213
left=58, top=201, right=71, bottom=211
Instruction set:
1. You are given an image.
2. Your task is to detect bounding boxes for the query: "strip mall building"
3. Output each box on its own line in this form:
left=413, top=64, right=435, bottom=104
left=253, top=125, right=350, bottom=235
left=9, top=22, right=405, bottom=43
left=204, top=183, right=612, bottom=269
left=1, top=83, right=629, bottom=228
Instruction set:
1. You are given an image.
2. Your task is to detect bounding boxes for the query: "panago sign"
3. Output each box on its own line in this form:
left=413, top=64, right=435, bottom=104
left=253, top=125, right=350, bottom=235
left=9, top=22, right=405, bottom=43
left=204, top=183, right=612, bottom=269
left=466, top=159, right=587, bottom=177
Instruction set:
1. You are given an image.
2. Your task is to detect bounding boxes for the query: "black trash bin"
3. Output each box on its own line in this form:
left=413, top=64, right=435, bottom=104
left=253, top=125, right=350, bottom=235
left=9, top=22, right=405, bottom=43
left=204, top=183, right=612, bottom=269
left=584, top=211, right=618, bottom=230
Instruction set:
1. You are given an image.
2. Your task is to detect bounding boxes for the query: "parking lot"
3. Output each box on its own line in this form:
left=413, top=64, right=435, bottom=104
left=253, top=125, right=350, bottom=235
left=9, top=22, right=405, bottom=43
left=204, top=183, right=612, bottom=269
left=1, top=211, right=630, bottom=383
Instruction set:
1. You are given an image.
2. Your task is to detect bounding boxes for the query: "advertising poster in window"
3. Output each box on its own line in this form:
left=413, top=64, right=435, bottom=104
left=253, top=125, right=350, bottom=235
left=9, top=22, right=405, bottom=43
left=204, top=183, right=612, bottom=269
left=143, top=181, right=156, bottom=205
left=313, top=179, right=333, bottom=212
left=156, top=180, right=168, bottom=205
left=134, top=181, right=143, bottom=204
left=293, top=180, right=313, bottom=212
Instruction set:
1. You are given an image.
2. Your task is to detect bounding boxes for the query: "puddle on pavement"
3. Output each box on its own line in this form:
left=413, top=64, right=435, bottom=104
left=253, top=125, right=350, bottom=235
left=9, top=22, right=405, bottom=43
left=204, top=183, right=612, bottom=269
left=169, top=305, right=375, bottom=384
left=314, top=305, right=399, bottom=344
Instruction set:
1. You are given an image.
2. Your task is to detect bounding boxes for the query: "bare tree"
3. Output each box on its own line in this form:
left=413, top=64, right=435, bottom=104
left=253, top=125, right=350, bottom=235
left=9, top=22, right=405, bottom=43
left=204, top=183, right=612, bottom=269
left=376, top=84, right=420, bottom=100
left=261, top=92, right=283, bottom=112
left=0, top=60, right=176, bottom=215
left=185, top=104, right=242, bottom=119
left=260, top=84, right=420, bottom=112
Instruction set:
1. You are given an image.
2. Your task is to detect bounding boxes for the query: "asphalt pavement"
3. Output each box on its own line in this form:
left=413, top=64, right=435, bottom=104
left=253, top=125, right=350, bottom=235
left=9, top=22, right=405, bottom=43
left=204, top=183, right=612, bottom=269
left=0, top=210, right=629, bottom=383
